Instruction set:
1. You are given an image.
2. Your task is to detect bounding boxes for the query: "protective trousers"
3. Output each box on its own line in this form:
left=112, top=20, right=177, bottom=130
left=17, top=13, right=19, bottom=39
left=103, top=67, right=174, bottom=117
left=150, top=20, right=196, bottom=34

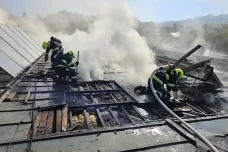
left=55, top=67, right=77, bottom=83
left=147, top=78, right=167, bottom=100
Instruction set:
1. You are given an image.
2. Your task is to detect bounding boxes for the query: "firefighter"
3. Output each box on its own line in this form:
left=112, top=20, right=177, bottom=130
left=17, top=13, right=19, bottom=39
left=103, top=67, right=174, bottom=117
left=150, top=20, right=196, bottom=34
left=147, top=68, right=184, bottom=101
left=42, top=37, right=64, bottom=63
left=166, top=68, right=184, bottom=99
left=55, top=50, right=79, bottom=83
left=147, top=68, right=171, bottom=101
left=134, top=64, right=175, bottom=95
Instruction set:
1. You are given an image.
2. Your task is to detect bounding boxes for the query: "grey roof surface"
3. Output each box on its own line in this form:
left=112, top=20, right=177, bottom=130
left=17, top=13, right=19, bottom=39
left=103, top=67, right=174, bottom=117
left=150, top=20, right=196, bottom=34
left=0, top=24, right=44, bottom=77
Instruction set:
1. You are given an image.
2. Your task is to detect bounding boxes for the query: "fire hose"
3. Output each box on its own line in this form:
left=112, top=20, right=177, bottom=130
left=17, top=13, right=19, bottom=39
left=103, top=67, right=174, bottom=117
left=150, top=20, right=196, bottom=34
left=149, top=70, right=219, bottom=152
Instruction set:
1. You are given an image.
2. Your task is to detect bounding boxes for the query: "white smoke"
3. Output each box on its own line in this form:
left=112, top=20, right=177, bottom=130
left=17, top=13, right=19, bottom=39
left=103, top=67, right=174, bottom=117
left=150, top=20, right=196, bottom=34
left=0, top=1, right=156, bottom=85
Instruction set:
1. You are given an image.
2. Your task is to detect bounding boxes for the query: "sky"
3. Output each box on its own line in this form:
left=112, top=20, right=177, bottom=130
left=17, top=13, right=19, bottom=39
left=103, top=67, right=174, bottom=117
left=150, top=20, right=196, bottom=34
left=0, top=0, right=228, bottom=22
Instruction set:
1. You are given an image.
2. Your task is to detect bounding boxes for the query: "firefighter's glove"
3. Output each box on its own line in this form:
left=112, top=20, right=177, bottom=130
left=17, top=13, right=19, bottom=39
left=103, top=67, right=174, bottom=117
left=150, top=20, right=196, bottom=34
left=76, top=61, right=79, bottom=66
left=166, top=93, right=171, bottom=98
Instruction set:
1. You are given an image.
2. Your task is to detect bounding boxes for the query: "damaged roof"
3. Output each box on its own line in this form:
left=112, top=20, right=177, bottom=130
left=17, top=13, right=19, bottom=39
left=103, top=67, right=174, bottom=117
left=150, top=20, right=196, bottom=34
left=0, top=25, right=228, bottom=152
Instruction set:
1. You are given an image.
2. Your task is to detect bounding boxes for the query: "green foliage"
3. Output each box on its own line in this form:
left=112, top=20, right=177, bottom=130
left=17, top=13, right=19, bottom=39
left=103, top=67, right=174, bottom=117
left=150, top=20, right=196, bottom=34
left=204, top=24, right=228, bottom=53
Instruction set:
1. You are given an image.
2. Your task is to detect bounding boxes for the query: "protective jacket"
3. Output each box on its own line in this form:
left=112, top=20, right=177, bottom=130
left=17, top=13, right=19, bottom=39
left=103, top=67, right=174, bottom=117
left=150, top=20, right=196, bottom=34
left=147, top=69, right=170, bottom=99
left=166, top=71, right=179, bottom=92
left=55, top=54, right=79, bottom=68
left=55, top=53, right=79, bottom=83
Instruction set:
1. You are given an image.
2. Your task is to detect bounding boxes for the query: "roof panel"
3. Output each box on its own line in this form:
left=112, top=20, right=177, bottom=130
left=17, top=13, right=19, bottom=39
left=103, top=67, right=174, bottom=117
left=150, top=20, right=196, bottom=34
left=0, top=26, right=35, bottom=63
left=8, top=25, right=42, bottom=56
left=0, top=124, right=30, bottom=143
left=0, top=111, right=31, bottom=125
left=15, top=26, right=44, bottom=54
left=0, top=37, right=30, bottom=68
left=0, top=50, right=23, bottom=77
left=0, top=24, right=39, bottom=58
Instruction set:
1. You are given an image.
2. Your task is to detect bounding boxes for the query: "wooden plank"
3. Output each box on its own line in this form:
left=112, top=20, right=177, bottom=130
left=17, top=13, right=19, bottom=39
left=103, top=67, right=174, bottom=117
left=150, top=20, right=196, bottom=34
left=95, top=84, right=100, bottom=90
left=62, top=106, right=68, bottom=131
left=83, top=109, right=90, bottom=129
left=56, top=109, right=62, bottom=133
left=86, top=84, right=90, bottom=91
left=96, top=109, right=106, bottom=127
left=5, top=92, right=17, bottom=101
left=110, top=93, right=118, bottom=103
left=37, top=111, right=48, bottom=135
left=121, top=106, right=135, bottom=124
left=186, top=103, right=206, bottom=115
left=91, top=95, right=99, bottom=104
left=132, top=106, right=146, bottom=121
left=24, top=87, right=31, bottom=104
left=182, top=112, right=196, bottom=117
left=46, top=110, right=54, bottom=134
left=33, top=112, right=43, bottom=137
left=108, top=107, right=120, bottom=125
left=69, top=111, right=73, bottom=127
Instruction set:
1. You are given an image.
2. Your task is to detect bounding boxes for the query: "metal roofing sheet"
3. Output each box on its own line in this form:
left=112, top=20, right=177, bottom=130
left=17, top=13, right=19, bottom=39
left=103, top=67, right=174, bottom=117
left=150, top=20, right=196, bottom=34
left=0, top=25, right=35, bottom=63
left=0, top=24, right=43, bottom=77
left=0, top=111, right=31, bottom=125
left=15, top=26, right=44, bottom=54
left=22, top=126, right=191, bottom=152
left=0, top=24, right=39, bottom=58
left=0, top=124, right=30, bottom=143
left=0, top=37, right=30, bottom=68
left=0, top=49, right=23, bottom=77
left=7, top=25, right=41, bottom=56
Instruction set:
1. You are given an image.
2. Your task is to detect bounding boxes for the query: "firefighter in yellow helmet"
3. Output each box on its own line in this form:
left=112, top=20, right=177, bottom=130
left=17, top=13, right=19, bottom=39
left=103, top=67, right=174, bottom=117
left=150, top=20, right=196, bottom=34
left=149, top=68, right=184, bottom=101
left=54, top=50, right=79, bottom=83
left=42, top=37, right=63, bottom=63
left=135, top=67, right=184, bottom=102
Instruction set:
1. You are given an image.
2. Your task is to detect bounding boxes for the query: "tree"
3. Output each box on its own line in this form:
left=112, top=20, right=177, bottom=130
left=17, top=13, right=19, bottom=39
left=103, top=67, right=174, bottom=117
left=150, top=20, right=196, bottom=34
left=23, top=12, right=27, bottom=17
left=171, top=24, right=178, bottom=32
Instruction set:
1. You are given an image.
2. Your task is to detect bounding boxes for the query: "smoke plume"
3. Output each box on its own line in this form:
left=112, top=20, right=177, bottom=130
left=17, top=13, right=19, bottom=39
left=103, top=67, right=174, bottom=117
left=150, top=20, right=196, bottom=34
left=0, top=1, right=156, bottom=85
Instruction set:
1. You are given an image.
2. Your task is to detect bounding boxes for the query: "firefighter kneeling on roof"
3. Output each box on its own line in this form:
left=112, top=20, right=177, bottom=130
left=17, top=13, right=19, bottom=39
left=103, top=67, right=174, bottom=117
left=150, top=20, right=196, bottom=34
left=134, top=64, right=175, bottom=94
left=55, top=50, right=79, bottom=83
left=134, top=64, right=184, bottom=102
left=147, top=68, right=184, bottom=102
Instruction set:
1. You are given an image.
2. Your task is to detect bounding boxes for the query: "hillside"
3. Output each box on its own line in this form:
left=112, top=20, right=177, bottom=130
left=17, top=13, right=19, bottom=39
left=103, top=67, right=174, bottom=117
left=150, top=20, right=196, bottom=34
left=159, top=14, right=228, bottom=26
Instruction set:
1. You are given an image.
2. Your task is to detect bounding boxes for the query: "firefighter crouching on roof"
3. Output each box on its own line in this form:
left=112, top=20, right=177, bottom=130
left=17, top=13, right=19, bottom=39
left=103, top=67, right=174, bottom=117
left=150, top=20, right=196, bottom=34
left=134, top=64, right=175, bottom=95
left=147, top=68, right=184, bottom=101
left=55, top=50, right=79, bottom=83
left=42, top=37, right=64, bottom=64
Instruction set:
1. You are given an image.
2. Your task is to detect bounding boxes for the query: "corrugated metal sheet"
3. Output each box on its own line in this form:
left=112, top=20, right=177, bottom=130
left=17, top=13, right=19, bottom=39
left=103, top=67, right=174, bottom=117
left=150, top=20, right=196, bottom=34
left=0, top=24, right=44, bottom=78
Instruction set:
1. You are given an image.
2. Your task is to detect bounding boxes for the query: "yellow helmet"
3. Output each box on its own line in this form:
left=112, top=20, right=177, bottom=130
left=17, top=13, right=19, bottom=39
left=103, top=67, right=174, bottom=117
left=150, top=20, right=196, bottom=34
left=164, top=64, right=175, bottom=71
left=175, top=68, right=184, bottom=78
left=67, top=50, right=75, bottom=58
left=42, top=41, right=49, bottom=49
left=164, top=65, right=170, bottom=71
